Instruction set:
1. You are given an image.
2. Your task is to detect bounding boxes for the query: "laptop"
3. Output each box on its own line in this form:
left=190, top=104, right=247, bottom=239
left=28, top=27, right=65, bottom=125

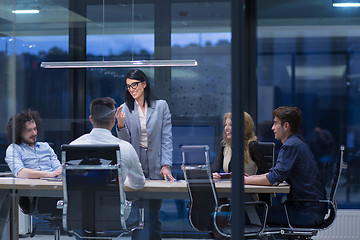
left=41, top=175, right=62, bottom=181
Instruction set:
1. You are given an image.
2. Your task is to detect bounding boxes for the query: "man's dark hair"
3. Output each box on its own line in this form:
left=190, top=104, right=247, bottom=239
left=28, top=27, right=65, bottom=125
left=6, top=109, right=42, bottom=144
left=272, top=106, right=302, bottom=133
left=125, top=69, right=153, bottom=112
left=90, top=97, right=116, bottom=127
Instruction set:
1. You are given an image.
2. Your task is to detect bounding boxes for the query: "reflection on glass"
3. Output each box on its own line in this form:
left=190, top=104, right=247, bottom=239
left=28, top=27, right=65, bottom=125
left=257, top=0, right=360, bottom=207
left=1, top=0, right=233, bottom=239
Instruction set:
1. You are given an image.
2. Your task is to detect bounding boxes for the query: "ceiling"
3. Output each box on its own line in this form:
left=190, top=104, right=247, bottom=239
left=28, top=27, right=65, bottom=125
left=1, top=0, right=360, bottom=52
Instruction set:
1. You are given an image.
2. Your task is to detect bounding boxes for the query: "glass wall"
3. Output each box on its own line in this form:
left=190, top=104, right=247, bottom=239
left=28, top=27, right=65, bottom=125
left=0, top=1, right=70, bottom=171
left=4, top=0, right=360, bottom=238
left=257, top=0, right=360, bottom=207
left=83, top=1, right=231, bottom=236
left=0, top=0, right=232, bottom=238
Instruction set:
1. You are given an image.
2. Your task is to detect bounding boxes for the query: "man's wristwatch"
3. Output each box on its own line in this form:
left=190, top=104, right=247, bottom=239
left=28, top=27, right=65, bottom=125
left=162, top=165, right=171, bottom=168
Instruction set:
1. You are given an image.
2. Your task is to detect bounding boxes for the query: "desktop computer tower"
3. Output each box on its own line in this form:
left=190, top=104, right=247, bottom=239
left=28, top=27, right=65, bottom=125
left=18, top=206, right=31, bottom=236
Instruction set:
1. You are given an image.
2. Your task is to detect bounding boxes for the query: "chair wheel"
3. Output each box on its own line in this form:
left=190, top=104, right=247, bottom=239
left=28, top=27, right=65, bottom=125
left=30, top=229, right=36, bottom=238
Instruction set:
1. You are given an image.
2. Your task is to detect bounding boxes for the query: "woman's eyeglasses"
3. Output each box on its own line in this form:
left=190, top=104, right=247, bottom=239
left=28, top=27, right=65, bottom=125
left=125, top=81, right=142, bottom=90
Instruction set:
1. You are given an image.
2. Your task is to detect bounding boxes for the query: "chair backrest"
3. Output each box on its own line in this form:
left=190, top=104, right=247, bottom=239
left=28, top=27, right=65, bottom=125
left=320, top=145, right=345, bottom=229
left=181, top=145, right=218, bottom=232
left=252, top=142, right=275, bottom=206
left=256, top=142, right=275, bottom=174
left=330, top=145, right=345, bottom=204
left=61, top=144, right=130, bottom=239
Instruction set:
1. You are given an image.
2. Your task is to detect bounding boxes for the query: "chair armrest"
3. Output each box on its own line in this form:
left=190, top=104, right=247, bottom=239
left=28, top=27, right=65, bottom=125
left=282, top=198, right=335, bottom=230
left=213, top=203, right=232, bottom=238
left=216, top=203, right=231, bottom=212
left=244, top=201, right=269, bottom=238
left=244, top=201, right=269, bottom=225
left=285, top=198, right=328, bottom=203
left=284, top=198, right=334, bottom=212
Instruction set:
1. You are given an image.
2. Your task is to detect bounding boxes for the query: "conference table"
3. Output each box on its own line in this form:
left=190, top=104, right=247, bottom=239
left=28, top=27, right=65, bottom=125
left=0, top=177, right=290, bottom=240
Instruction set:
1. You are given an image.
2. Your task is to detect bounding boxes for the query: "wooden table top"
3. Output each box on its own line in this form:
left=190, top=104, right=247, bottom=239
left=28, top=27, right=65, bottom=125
left=0, top=177, right=290, bottom=194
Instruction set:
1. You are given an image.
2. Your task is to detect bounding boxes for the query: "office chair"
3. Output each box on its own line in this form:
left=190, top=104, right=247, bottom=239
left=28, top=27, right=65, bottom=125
left=18, top=142, right=63, bottom=240
left=60, top=144, right=144, bottom=239
left=267, top=145, right=345, bottom=239
left=254, top=142, right=275, bottom=174
left=26, top=198, right=63, bottom=239
left=252, top=142, right=276, bottom=206
left=181, top=145, right=268, bottom=239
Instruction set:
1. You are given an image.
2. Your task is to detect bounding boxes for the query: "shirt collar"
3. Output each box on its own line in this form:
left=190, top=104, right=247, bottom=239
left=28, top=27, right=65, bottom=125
left=135, top=100, right=148, bottom=109
left=20, top=142, right=40, bottom=148
left=285, top=133, right=304, bottom=143
left=90, top=127, right=112, bottom=135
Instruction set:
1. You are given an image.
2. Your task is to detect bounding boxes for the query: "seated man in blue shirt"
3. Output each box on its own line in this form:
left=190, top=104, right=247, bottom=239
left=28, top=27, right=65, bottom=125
left=5, top=110, right=62, bottom=178
left=244, top=106, right=327, bottom=226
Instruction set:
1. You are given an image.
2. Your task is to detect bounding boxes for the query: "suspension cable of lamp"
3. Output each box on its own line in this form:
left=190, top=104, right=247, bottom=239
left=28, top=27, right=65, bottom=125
left=41, top=0, right=197, bottom=68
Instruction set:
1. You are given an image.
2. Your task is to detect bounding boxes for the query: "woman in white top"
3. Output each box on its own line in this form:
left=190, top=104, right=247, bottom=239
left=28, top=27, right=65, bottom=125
left=212, top=112, right=264, bottom=179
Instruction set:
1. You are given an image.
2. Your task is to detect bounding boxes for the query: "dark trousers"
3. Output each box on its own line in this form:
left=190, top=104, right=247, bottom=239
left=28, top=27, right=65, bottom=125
left=132, top=199, right=162, bottom=240
left=266, top=204, right=324, bottom=226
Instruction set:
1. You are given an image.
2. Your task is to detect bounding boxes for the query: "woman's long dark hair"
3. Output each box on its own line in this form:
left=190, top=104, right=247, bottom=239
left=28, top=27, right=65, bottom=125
left=125, top=69, right=153, bottom=112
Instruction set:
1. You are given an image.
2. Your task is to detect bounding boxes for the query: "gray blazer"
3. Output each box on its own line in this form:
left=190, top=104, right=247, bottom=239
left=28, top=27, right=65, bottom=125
left=117, top=99, right=173, bottom=179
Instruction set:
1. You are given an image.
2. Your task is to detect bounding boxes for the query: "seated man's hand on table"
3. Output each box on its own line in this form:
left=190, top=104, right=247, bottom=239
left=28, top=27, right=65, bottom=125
left=48, top=169, right=62, bottom=178
left=244, top=173, right=272, bottom=185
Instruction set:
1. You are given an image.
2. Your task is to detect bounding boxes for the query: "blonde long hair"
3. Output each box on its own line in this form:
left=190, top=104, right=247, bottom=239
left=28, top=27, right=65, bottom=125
left=221, top=112, right=257, bottom=164
left=244, top=112, right=257, bottom=164
left=221, top=112, right=232, bottom=147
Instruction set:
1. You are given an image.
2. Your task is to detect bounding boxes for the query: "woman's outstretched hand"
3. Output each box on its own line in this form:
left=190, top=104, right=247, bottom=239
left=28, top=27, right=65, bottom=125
left=115, top=105, right=126, bottom=129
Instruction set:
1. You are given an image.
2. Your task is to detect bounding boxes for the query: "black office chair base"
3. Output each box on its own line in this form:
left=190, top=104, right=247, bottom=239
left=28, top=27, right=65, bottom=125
left=270, top=235, right=314, bottom=240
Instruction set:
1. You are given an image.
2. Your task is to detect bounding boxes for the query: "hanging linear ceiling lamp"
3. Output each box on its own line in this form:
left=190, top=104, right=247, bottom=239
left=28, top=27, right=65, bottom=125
left=12, top=9, right=40, bottom=14
left=40, top=0, right=197, bottom=69
left=333, top=0, right=360, bottom=7
left=41, top=60, right=198, bottom=68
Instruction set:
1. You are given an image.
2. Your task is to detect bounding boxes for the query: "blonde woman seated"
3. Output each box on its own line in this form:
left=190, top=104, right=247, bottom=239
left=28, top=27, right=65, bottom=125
left=211, top=112, right=265, bottom=180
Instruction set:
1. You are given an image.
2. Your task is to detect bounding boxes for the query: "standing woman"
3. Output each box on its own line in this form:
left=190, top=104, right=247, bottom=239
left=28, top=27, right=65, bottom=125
left=115, top=69, right=175, bottom=240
